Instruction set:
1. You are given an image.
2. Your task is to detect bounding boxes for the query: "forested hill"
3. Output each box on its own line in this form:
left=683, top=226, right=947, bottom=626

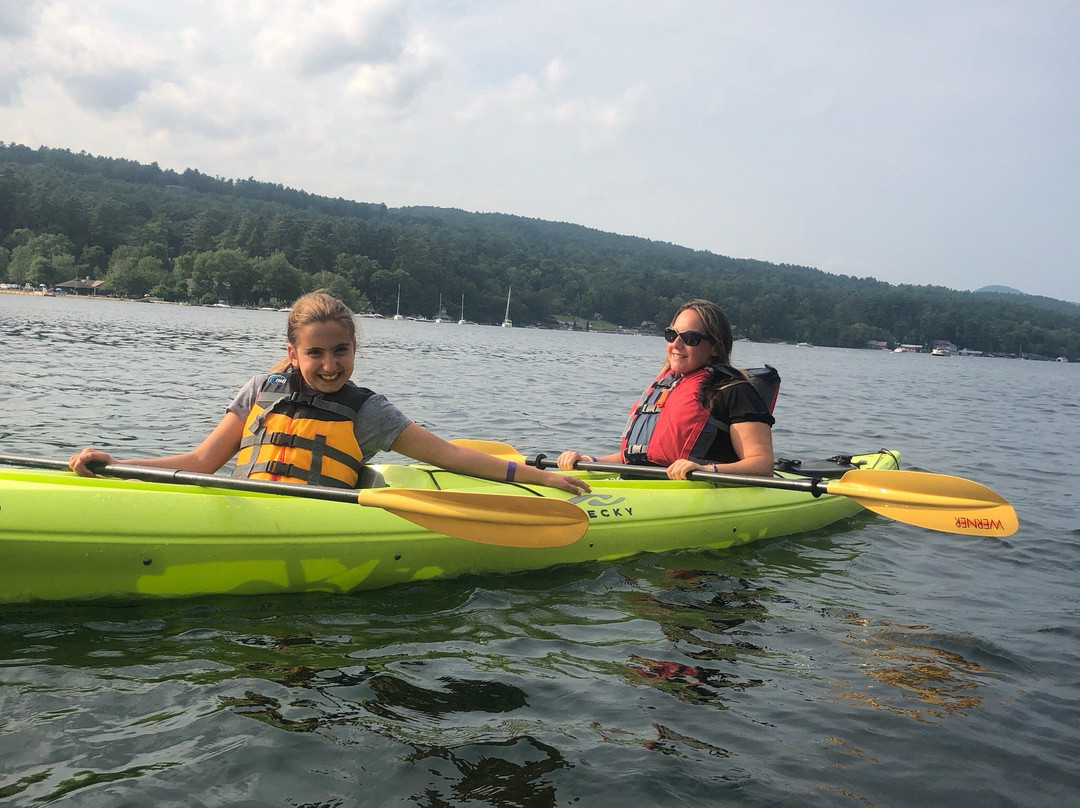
left=2, top=142, right=1078, bottom=360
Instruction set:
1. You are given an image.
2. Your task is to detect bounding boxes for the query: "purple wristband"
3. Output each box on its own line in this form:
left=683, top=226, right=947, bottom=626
left=505, top=461, right=517, bottom=481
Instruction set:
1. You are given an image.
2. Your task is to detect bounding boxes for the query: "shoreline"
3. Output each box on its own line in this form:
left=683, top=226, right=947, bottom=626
left=0, top=288, right=193, bottom=305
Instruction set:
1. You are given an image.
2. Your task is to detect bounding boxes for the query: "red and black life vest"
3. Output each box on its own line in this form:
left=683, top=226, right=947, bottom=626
left=233, top=371, right=374, bottom=488
left=621, top=365, right=779, bottom=466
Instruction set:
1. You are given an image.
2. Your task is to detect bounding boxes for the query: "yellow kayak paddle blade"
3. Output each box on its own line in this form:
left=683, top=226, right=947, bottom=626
left=449, top=438, right=526, bottom=462
left=356, top=488, right=588, bottom=547
left=828, top=469, right=1018, bottom=537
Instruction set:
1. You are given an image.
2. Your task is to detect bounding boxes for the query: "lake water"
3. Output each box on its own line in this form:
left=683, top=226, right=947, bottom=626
left=1, top=293, right=1078, bottom=807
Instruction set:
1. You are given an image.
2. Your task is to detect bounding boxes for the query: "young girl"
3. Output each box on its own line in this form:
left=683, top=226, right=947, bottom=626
left=556, top=298, right=775, bottom=480
left=69, top=291, right=589, bottom=495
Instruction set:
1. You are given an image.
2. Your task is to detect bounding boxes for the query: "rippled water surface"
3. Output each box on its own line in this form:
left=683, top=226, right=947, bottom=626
left=2, top=294, right=1078, bottom=806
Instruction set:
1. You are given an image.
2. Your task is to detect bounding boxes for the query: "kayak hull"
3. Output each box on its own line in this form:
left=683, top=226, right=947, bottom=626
left=0, top=450, right=899, bottom=602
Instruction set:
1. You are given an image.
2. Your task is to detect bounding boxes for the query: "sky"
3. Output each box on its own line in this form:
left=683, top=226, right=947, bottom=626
left=2, top=1, right=1078, bottom=303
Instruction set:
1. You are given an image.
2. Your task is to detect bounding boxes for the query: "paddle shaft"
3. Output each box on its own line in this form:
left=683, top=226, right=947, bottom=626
left=528, top=454, right=831, bottom=494
left=0, top=454, right=364, bottom=503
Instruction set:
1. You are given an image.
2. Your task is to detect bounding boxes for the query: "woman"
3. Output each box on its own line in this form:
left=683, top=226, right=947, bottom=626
left=69, top=291, right=589, bottom=495
left=556, top=299, right=775, bottom=480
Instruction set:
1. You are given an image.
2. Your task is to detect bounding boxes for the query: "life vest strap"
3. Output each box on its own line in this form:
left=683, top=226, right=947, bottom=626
left=245, top=459, right=355, bottom=489
left=263, top=460, right=305, bottom=480
left=267, top=431, right=301, bottom=447
left=237, top=430, right=364, bottom=473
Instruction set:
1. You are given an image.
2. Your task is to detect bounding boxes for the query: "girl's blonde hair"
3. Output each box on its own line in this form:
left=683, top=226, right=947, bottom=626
left=270, top=291, right=357, bottom=373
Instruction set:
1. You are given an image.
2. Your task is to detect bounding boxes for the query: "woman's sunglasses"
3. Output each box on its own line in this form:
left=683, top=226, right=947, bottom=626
left=663, top=328, right=715, bottom=347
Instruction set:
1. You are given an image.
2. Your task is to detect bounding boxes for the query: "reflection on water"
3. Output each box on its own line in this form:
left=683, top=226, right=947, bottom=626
left=221, top=668, right=570, bottom=806
left=839, top=620, right=999, bottom=721
left=622, top=652, right=761, bottom=707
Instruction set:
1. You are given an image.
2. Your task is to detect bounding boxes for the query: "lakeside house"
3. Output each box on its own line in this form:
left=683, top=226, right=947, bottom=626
left=57, top=277, right=108, bottom=296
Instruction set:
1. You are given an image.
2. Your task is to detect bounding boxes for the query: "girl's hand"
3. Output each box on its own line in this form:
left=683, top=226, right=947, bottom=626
left=538, top=469, right=590, bottom=495
left=68, top=448, right=114, bottom=477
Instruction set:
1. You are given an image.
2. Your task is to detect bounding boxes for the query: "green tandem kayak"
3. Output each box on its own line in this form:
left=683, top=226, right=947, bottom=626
left=0, top=450, right=899, bottom=603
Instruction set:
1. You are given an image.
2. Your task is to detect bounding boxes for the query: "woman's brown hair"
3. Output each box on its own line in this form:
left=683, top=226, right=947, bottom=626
left=662, top=298, right=748, bottom=408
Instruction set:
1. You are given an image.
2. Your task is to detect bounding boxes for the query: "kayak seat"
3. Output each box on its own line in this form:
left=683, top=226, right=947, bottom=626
left=773, top=455, right=867, bottom=479
left=364, top=463, right=441, bottom=490
left=357, top=465, right=387, bottom=488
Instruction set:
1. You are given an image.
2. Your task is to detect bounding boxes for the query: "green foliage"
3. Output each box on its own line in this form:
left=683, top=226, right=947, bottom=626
left=252, top=252, right=305, bottom=307
left=5, top=231, right=79, bottom=285
left=103, top=245, right=167, bottom=298
left=2, top=143, right=1079, bottom=359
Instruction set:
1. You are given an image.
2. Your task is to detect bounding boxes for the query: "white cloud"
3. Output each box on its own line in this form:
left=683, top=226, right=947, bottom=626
left=0, top=64, right=23, bottom=105
left=543, top=58, right=568, bottom=86
left=59, top=66, right=164, bottom=112
left=24, top=5, right=177, bottom=112
left=137, top=78, right=283, bottom=141
left=455, top=63, right=647, bottom=149
left=344, top=31, right=444, bottom=112
left=0, top=0, right=36, bottom=39
left=253, top=0, right=408, bottom=78
left=0, top=1, right=38, bottom=104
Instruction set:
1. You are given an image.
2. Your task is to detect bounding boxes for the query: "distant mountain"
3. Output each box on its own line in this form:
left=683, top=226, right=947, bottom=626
left=975, top=285, right=1024, bottom=295
left=974, top=285, right=1080, bottom=316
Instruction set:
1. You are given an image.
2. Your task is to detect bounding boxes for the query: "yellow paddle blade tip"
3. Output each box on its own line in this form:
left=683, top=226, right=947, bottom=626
left=855, top=500, right=1018, bottom=537
left=449, top=439, right=527, bottom=462
left=942, top=507, right=1018, bottom=537
left=835, top=470, right=1019, bottom=537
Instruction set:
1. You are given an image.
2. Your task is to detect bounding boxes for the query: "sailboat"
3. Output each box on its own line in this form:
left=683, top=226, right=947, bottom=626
left=501, top=286, right=512, bottom=328
left=393, top=285, right=404, bottom=320
left=434, top=293, right=447, bottom=323
left=458, top=293, right=467, bottom=325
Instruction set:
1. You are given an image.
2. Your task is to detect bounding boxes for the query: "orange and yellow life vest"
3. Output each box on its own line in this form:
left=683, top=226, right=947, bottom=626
left=233, top=371, right=374, bottom=488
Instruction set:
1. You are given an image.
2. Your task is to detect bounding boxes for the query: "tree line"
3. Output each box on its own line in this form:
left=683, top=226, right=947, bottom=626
left=2, top=142, right=1078, bottom=359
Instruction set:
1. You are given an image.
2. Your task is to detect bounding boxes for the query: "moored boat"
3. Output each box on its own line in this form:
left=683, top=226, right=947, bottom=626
left=433, top=293, right=449, bottom=323
left=0, top=450, right=902, bottom=603
left=393, top=284, right=404, bottom=320
left=501, top=286, right=512, bottom=327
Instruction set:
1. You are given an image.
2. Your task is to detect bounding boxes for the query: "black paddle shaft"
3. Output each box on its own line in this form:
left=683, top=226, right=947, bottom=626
left=0, top=454, right=362, bottom=503
left=527, top=454, right=830, bottom=496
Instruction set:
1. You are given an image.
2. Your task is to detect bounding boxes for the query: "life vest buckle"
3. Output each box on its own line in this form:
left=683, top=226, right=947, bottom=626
left=265, top=460, right=300, bottom=478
